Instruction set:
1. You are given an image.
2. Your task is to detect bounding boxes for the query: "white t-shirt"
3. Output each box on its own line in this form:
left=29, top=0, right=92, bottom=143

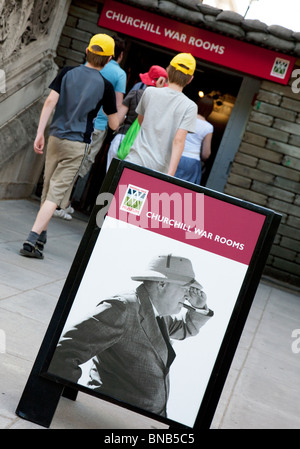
left=125, top=87, right=197, bottom=173
left=182, top=118, right=214, bottom=160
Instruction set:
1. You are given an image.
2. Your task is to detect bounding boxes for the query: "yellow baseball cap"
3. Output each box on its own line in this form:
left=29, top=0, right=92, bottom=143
left=170, top=53, right=196, bottom=75
left=88, top=34, right=115, bottom=56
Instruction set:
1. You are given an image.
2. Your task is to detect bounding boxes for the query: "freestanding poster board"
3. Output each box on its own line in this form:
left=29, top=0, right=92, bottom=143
left=16, top=160, right=281, bottom=430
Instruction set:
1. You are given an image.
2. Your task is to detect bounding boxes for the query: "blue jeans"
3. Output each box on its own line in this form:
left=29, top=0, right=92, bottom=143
left=175, top=156, right=201, bottom=184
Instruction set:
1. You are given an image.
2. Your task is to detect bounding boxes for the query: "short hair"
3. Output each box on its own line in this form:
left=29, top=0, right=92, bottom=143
left=86, top=47, right=110, bottom=68
left=197, top=95, right=214, bottom=118
left=112, top=36, right=126, bottom=60
left=166, top=65, right=193, bottom=88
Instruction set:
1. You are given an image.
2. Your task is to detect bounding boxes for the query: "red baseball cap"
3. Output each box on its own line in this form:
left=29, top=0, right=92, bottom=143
left=139, top=65, right=168, bottom=86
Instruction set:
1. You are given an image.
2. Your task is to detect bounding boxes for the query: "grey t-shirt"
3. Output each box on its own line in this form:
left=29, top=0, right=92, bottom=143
left=125, top=87, right=197, bottom=173
left=49, top=65, right=116, bottom=143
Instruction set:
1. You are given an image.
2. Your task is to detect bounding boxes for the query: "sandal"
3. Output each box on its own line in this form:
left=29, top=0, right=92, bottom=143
left=20, top=241, right=44, bottom=259
left=36, top=240, right=45, bottom=252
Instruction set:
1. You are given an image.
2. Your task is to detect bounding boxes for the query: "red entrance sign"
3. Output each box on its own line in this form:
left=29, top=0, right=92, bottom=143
left=99, top=0, right=295, bottom=85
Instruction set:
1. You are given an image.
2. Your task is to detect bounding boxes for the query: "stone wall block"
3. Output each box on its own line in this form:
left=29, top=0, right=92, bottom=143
left=288, top=134, right=300, bottom=147
left=258, top=160, right=300, bottom=182
left=255, top=100, right=296, bottom=121
left=281, top=97, right=300, bottom=113
left=240, top=142, right=282, bottom=163
left=77, top=18, right=102, bottom=34
left=261, top=80, right=300, bottom=100
left=272, top=258, right=300, bottom=276
left=287, top=215, right=300, bottom=228
left=256, top=90, right=281, bottom=106
left=273, top=118, right=300, bottom=136
left=282, top=155, right=300, bottom=170
left=263, top=266, right=299, bottom=286
left=274, top=176, right=300, bottom=194
left=281, top=236, right=300, bottom=252
left=226, top=173, right=251, bottom=189
left=246, top=122, right=289, bottom=143
left=224, top=185, right=267, bottom=205
left=266, top=140, right=300, bottom=159
left=234, top=152, right=258, bottom=168
left=71, top=38, right=88, bottom=53
left=231, top=163, right=274, bottom=184
left=249, top=111, right=274, bottom=126
left=270, top=245, right=297, bottom=262
left=252, top=180, right=295, bottom=203
left=62, top=24, right=91, bottom=42
left=267, top=198, right=300, bottom=217
left=242, top=131, right=266, bottom=147
left=56, top=46, right=85, bottom=63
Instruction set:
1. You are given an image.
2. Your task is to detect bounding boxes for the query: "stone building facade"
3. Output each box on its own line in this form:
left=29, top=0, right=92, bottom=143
left=0, top=0, right=71, bottom=199
left=1, top=0, right=299, bottom=287
left=226, top=79, right=300, bottom=286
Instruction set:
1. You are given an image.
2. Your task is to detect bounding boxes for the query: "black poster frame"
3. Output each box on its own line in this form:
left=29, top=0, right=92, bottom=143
left=16, top=160, right=281, bottom=429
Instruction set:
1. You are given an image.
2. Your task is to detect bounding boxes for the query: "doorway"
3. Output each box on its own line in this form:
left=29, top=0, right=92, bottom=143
left=74, top=38, right=256, bottom=213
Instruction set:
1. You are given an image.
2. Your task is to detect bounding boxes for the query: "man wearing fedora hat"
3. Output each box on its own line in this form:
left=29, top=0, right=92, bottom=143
left=48, top=254, right=213, bottom=417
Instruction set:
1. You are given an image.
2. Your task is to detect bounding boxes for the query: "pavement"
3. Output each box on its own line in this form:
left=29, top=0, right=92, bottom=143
left=0, top=198, right=300, bottom=430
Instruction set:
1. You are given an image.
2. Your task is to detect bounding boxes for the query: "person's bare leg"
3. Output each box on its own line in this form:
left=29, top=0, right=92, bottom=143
left=31, top=200, right=57, bottom=235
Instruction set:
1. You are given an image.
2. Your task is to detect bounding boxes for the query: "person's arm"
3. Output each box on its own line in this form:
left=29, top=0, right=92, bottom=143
left=167, top=128, right=188, bottom=176
left=102, top=79, right=119, bottom=131
left=48, top=299, right=127, bottom=383
left=115, top=91, right=124, bottom=111
left=137, top=113, right=144, bottom=126
left=117, top=103, right=129, bottom=124
left=34, top=90, right=59, bottom=154
left=201, top=132, right=213, bottom=161
left=107, top=112, right=119, bottom=131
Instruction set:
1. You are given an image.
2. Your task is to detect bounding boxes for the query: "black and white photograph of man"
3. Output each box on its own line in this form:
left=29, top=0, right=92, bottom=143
left=48, top=216, right=248, bottom=427
left=49, top=252, right=213, bottom=418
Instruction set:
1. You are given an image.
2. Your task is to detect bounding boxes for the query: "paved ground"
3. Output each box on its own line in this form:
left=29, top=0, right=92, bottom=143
left=0, top=199, right=299, bottom=429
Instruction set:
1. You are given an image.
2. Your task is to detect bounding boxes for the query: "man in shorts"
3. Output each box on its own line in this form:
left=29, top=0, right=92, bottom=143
left=19, top=34, right=119, bottom=259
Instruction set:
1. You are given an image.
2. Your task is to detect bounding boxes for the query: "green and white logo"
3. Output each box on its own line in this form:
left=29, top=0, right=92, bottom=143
left=120, top=184, right=149, bottom=216
left=271, top=57, right=290, bottom=79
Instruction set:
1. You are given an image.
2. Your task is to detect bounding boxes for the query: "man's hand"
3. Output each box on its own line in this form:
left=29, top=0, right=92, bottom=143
left=185, top=287, right=207, bottom=309
left=34, top=134, right=45, bottom=154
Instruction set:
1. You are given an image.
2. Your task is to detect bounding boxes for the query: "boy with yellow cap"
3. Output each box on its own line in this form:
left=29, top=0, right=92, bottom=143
left=125, top=53, right=197, bottom=176
left=20, top=34, right=119, bottom=259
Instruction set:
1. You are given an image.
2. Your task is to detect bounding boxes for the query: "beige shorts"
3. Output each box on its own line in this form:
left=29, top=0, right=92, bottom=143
left=41, top=135, right=87, bottom=209
left=77, top=128, right=107, bottom=178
